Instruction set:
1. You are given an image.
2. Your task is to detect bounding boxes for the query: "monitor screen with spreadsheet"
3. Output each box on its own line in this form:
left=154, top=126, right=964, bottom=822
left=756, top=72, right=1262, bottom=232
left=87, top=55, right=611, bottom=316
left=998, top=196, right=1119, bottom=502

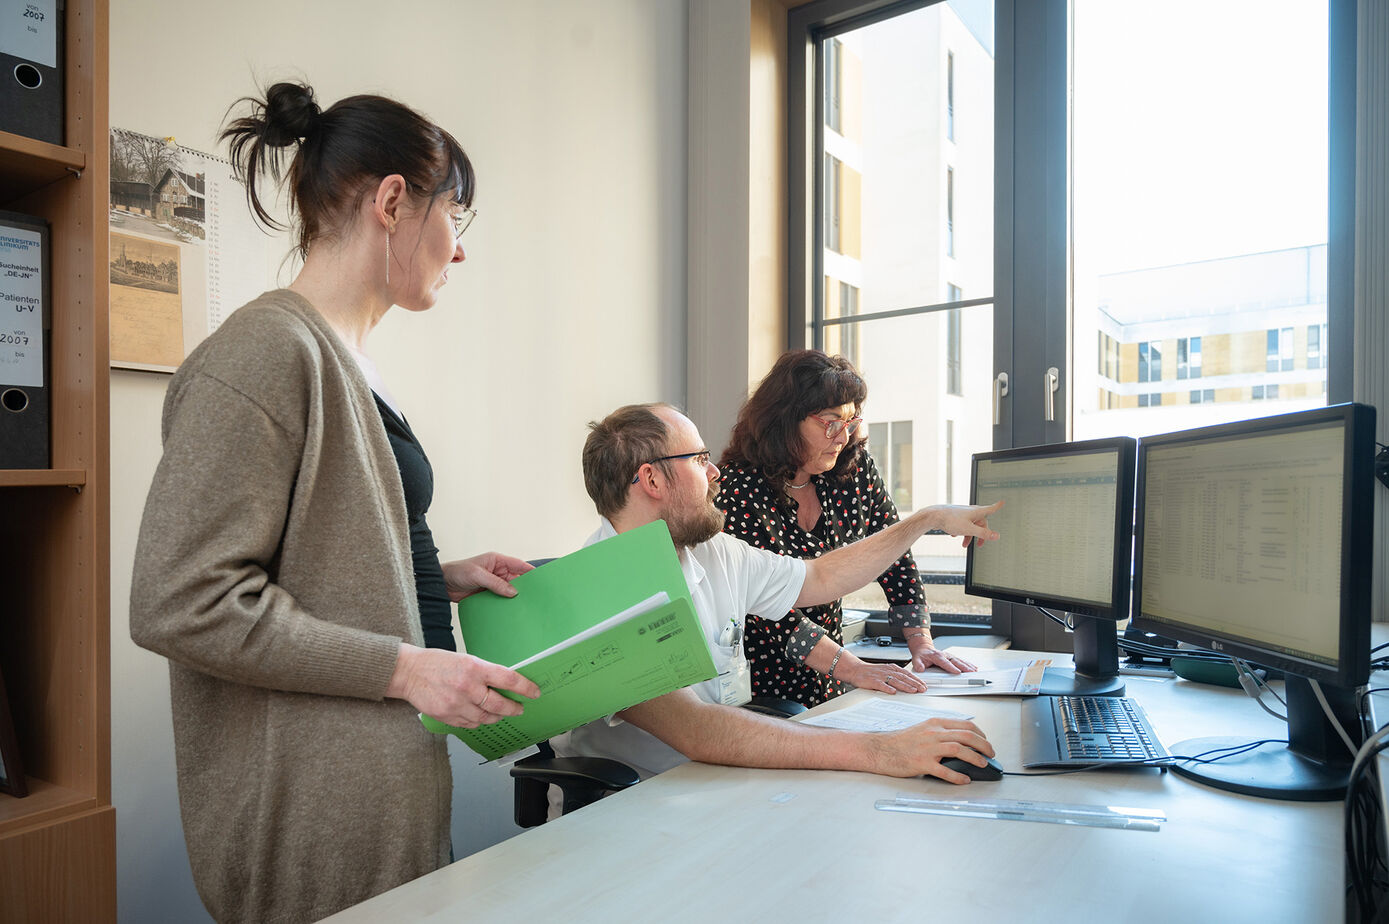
left=966, top=437, right=1136, bottom=622
left=1132, top=403, right=1373, bottom=687
left=1131, top=403, right=1375, bottom=800
left=965, top=437, right=1137, bottom=697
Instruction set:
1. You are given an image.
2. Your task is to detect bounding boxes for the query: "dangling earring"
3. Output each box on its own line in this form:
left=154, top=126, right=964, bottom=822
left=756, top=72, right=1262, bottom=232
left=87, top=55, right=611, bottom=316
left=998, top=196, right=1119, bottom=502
left=385, top=231, right=391, bottom=287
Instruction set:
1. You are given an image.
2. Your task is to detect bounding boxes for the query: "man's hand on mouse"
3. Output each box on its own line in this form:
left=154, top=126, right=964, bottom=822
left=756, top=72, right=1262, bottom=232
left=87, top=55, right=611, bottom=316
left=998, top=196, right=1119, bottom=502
left=868, top=717, right=995, bottom=781
left=938, top=754, right=1004, bottom=782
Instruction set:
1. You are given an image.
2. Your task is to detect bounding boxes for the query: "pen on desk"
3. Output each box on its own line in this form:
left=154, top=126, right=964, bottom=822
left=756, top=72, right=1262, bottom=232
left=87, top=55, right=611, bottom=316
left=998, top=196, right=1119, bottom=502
left=925, top=678, right=991, bottom=686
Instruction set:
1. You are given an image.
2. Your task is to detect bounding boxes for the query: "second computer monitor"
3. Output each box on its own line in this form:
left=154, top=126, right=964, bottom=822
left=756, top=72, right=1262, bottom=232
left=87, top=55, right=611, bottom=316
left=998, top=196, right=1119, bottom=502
left=1131, top=403, right=1375, bottom=800
left=966, top=436, right=1137, bottom=695
left=1132, top=404, right=1372, bottom=688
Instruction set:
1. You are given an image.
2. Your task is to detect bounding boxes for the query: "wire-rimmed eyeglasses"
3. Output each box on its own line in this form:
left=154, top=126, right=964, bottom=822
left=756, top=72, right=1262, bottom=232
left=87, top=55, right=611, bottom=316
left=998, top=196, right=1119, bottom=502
left=448, top=206, right=477, bottom=239
left=404, top=180, right=476, bottom=239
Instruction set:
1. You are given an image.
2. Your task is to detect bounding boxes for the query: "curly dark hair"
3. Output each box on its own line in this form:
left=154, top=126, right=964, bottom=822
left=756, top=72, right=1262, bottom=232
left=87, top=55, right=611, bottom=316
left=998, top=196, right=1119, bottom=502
left=720, top=350, right=868, bottom=486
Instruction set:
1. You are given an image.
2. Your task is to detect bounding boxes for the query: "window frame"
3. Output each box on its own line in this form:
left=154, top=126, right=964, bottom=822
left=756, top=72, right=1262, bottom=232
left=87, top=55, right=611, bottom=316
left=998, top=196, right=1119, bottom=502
left=945, top=417, right=956, bottom=502
left=826, top=36, right=843, bottom=134
left=946, top=300, right=963, bottom=395
left=946, top=165, right=956, bottom=257
left=840, top=280, right=860, bottom=367
left=947, top=49, right=956, bottom=141
left=824, top=152, right=841, bottom=254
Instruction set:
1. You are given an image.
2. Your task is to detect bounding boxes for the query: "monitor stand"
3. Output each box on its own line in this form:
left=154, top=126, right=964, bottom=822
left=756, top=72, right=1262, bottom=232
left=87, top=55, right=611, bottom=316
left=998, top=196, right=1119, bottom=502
left=1168, top=676, right=1358, bottom=802
left=1037, top=616, right=1125, bottom=697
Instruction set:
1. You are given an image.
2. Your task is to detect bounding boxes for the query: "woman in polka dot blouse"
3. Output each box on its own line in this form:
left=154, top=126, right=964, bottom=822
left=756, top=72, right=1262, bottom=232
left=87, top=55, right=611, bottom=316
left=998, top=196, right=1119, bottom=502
left=716, top=350, right=980, bottom=707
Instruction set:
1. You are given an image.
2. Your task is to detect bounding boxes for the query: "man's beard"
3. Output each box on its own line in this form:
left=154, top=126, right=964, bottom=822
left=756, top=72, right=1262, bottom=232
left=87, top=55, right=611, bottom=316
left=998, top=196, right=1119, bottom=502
left=665, top=484, right=726, bottom=548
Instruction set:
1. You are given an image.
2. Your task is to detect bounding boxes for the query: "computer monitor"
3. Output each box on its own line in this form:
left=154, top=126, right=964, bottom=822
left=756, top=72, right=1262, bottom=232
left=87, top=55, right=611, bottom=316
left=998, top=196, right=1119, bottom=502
left=966, top=436, right=1137, bottom=696
left=1132, top=403, right=1375, bottom=801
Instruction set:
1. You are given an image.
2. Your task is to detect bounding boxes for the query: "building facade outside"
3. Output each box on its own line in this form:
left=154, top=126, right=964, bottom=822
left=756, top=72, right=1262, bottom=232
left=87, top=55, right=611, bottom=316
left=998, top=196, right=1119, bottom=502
left=1079, top=244, right=1328, bottom=439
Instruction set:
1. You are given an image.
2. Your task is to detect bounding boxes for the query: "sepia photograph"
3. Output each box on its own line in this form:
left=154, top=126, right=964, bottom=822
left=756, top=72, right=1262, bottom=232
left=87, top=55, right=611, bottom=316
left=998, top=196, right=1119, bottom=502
left=110, top=231, right=184, bottom=369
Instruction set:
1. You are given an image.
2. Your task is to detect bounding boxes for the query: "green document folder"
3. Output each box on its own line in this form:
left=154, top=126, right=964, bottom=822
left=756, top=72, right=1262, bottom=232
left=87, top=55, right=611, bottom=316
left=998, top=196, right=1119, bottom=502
left=420, top=520, right=715, bottom=760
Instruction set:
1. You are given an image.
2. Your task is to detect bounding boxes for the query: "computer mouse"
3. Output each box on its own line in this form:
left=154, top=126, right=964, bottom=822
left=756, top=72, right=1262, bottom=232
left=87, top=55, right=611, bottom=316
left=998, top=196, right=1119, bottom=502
left=938, top=755, right=1004, bottom=781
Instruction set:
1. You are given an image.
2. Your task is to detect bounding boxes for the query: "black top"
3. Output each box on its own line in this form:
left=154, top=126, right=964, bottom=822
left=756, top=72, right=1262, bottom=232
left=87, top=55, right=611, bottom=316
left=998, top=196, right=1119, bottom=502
left=373, top=394, right=455, bottom=650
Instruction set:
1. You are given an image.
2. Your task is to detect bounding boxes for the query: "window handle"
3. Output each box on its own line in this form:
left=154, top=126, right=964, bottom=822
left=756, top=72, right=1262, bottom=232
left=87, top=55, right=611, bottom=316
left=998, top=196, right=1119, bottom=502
left=1044, top=367, right=1059, bottom=422
left=993, top=372, right=1009, bottom=426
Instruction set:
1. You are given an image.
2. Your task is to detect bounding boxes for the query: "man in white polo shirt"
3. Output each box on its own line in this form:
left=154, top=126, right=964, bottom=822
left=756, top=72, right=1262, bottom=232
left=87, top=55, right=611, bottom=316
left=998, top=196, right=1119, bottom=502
left=552, top=403, right=1003, bottom=785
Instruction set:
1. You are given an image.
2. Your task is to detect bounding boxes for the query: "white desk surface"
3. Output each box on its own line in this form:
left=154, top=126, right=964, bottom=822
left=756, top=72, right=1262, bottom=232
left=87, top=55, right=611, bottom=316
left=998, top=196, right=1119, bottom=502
left=324, top=649, right=1342, bottom=923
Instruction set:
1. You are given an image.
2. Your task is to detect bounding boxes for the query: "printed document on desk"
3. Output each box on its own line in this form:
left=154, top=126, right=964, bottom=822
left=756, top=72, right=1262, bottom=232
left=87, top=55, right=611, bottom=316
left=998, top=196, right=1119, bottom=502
left=916, top=647, right=1051, bottom=696
left=799, top=697, right=971, bottom=732
left=420, top=520, right=716, bottom=760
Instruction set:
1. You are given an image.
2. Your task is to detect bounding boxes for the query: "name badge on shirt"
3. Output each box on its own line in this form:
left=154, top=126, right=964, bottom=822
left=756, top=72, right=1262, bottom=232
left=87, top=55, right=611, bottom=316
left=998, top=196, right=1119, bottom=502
left=717, top=654, right=752, bottom=706
left=714, top=618, right=751, bottom=706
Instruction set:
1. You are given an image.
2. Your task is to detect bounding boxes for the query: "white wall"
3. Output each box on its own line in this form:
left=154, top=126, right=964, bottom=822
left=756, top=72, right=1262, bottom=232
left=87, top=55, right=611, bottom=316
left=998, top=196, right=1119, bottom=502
left=108, top=2, right=688, bottom=920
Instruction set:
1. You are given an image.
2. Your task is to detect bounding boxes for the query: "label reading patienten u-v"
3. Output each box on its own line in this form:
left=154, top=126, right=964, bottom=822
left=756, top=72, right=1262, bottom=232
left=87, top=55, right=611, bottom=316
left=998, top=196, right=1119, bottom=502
left=0, top=225, right=43, bottom=388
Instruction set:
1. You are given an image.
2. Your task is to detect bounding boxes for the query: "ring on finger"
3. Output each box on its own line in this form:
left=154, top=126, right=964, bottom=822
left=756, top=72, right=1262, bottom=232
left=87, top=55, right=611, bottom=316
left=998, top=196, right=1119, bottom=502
left=479, top=689, right=492, bottom=711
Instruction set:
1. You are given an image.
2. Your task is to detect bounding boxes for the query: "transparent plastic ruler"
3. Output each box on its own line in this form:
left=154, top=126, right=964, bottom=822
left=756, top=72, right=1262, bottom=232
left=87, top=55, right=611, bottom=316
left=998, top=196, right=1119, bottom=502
left=875, top=795, right=1166, bottom=831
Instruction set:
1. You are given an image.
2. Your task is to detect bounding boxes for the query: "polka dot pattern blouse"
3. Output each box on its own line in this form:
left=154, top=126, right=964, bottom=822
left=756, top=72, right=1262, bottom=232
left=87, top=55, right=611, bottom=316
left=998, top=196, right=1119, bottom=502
left=716, top=451, right=927, bottom=707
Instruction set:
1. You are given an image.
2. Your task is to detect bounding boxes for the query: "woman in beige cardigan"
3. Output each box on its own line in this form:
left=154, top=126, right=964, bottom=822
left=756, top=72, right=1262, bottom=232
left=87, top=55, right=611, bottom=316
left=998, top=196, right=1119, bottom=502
left=130, top=81, right=540, bottom=924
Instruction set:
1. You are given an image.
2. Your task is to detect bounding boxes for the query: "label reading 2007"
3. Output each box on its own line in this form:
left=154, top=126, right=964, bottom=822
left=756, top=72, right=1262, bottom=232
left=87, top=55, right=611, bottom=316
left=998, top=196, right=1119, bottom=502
left=0, top=227, right=43, bottom=388
left=0, top=1, right=58, bottom=67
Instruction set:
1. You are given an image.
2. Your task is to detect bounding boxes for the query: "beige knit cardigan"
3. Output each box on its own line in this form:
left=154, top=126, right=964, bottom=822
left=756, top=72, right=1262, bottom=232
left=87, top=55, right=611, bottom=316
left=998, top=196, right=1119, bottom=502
left=130, top=289, right=450, bottom=924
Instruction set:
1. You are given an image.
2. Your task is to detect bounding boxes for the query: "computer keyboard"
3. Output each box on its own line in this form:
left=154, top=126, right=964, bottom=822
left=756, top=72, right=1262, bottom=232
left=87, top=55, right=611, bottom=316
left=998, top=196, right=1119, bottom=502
left=1020, top=695, right=1171, bottom=768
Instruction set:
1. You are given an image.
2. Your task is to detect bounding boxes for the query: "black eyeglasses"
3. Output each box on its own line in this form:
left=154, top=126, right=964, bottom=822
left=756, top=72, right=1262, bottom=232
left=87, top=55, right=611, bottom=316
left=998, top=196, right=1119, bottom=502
left=632, top=449, right=713, bottom=483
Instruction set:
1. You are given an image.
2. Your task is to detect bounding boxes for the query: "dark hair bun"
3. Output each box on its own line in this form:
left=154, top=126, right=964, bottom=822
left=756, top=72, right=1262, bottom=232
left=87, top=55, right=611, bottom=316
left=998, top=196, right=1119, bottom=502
left=261, top=82, right=321, bottom=148
left=221, top=79, right=475, bottom=259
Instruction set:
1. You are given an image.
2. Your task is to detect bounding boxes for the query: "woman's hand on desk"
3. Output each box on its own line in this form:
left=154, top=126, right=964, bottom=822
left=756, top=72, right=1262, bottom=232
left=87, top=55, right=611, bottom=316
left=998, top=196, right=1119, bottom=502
left=836, top=653, right=928, bottom=694
left=905, top=637, right=979, bottom=675
left=872, top=717, right=995, bottom=782
left=387, top=643, right=541, bottom=728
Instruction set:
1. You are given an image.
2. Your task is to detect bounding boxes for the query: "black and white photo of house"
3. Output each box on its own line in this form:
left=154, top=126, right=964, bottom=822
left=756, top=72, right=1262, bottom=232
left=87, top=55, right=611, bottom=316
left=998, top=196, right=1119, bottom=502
left=110, top=129, right=207, bottom=242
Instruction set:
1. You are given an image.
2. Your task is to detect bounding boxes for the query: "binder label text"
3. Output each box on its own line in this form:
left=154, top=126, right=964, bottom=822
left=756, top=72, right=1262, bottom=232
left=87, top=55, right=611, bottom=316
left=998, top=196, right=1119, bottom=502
left=0, top=221, right=43, bottom=387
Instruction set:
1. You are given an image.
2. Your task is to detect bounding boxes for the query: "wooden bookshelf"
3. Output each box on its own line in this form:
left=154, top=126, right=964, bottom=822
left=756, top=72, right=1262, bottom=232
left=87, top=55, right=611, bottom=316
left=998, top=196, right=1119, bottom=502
left=0, top=469, right=87, bottom=488
left=0, top=130, right=85, bottom=202
left=0, top=1, right=115, bottom=921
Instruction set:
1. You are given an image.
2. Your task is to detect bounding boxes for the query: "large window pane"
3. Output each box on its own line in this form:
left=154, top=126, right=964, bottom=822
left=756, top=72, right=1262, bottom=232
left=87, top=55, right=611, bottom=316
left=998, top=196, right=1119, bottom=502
left=816, top=1, right=995, bottom=617
left=818, top=2, right=993, bottom=318
left=839, top=306, right=995, bottom=617
left=1073, top=0, right=1328, bottom=440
